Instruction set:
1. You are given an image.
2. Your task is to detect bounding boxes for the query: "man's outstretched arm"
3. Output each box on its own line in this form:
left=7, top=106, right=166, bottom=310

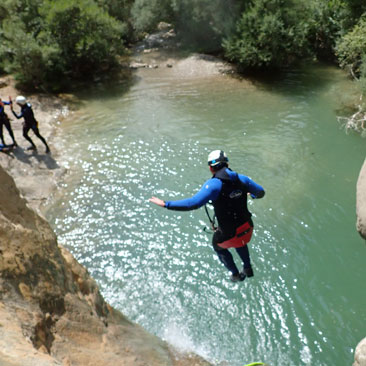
left=149, top=178, right=222, bottom=211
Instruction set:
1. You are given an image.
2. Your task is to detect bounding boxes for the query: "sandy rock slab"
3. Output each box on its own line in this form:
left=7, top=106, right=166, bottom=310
left=0, top=76, right=70, bottom=214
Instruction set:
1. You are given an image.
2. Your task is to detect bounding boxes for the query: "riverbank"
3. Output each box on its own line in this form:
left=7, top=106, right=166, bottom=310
left=0, top=75, right=213, bottom=365
left=0, top=76, right=68, bottom=214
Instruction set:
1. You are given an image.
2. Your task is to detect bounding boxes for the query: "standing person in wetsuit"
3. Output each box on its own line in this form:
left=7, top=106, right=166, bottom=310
left=0, top=97, right=17, bottom=147
left=150, top=150, right=265, bottom=282
left=10, top=95, right=50, bottom=153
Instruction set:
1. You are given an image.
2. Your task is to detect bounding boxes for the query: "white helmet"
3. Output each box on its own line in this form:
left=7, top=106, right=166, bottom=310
left=15, top=95, right=27, bottom=105
left=208, top=150, right=229, bottom=167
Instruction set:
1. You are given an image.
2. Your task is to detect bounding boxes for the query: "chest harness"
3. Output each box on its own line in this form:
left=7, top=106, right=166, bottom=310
left=205, top=167, right=253, bottom=249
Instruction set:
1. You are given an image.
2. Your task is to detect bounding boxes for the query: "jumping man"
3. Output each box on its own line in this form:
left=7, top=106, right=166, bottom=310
left=149, top=150, right=265, bottom=282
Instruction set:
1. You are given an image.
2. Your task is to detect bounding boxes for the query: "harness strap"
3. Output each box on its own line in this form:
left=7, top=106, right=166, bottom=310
left=204, top=204, right=217, bottom=230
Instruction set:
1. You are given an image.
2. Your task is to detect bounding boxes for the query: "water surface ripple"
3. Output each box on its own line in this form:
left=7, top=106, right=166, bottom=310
left=47, top=63, right=366, bottom=366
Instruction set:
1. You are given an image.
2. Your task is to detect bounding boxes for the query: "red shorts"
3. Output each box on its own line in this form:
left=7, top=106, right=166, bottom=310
left=217, top=221, right=253, bottom=249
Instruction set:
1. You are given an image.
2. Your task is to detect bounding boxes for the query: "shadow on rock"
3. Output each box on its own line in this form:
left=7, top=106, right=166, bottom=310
left=7, top=146, right=33, bottom=165
left=10, top=146, right=60, bottom=170
left=33, top=152, right=59, bottom=170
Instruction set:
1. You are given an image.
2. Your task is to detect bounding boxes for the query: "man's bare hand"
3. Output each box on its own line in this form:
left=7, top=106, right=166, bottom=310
left=149, top=197, right=165, bottom=207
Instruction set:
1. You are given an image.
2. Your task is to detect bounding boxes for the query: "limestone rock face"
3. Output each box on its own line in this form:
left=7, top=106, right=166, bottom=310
left=0, top=165, right=210, bottom=366
left=354, top=338, right=366, bottom=366
left=356, top=159, right=366, bottom=240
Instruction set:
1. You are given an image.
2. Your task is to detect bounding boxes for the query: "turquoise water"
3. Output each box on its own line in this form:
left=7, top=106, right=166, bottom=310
left=46, top=59, right=366, bottom=366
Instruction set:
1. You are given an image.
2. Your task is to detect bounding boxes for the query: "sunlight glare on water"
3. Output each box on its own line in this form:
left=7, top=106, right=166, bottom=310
left=47, top=60, right=366, bottom=366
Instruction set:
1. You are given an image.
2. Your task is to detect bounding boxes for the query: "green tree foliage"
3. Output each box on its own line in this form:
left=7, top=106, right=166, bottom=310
left=131, top=0, right=173, bottom=34
left=96, top=0, right=133, bottom=23
left=223, top=0, right=311, bottom=70
left=358, top=56, right=366, bottom=96
left=1, top=0, right=128, bottom=91
left=128, top=0, right=241, bottom=52
left=0, top=0, right=45, bottom=75
left=2, top=0, right=366, bottom=90
left=2, top=18, right=61, bottom=88
left=0, top=0, right=45, bottom=34
left=40, top=0, right=126, bottom=76
left=96, top=0, right=135, bottom=41
left=336, top=17, right=366, bottom=77
left=344, top=0, right=366, bottom=23
left=307, top=0, right=348, bottom=61
left=171, top=0, right=241, bottom=52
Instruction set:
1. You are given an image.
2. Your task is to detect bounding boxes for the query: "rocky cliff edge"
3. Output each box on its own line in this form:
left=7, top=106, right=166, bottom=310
left=0, top=165, right=210, bottom=366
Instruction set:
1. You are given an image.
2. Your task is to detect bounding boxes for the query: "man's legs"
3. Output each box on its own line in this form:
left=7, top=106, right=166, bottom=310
left=23, top=124, right=37, bottom=149
left=3, top=117, right=17, bottom=145
left=213, top=229, right=241, bottom=277
left=31, top=123, right=50, bottom=153
left=214, top=247, right=240, bottom=275
left=213, top=225, right=254, bottom=280
left=236, top=245, right=253, bottom=277
left=0, top=122, right=5, bottom=145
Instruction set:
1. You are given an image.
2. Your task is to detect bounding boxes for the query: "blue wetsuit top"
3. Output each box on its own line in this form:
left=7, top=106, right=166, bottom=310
left=0, top=101, right=11, bottom=116
left=165, top=168, right=265, bottom=211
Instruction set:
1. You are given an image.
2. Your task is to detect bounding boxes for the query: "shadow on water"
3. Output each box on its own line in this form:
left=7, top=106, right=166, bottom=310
left=71, top=68, right=136, bottom=102
left=230, top=60, right=350, bottom=98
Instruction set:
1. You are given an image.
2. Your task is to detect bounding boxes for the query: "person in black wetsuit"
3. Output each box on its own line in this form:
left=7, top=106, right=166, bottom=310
left=150, top=150, right=265, bottom=282
left=11, top=95, right=50, bottom=153
left=0, top=98, right=17, bottom=147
